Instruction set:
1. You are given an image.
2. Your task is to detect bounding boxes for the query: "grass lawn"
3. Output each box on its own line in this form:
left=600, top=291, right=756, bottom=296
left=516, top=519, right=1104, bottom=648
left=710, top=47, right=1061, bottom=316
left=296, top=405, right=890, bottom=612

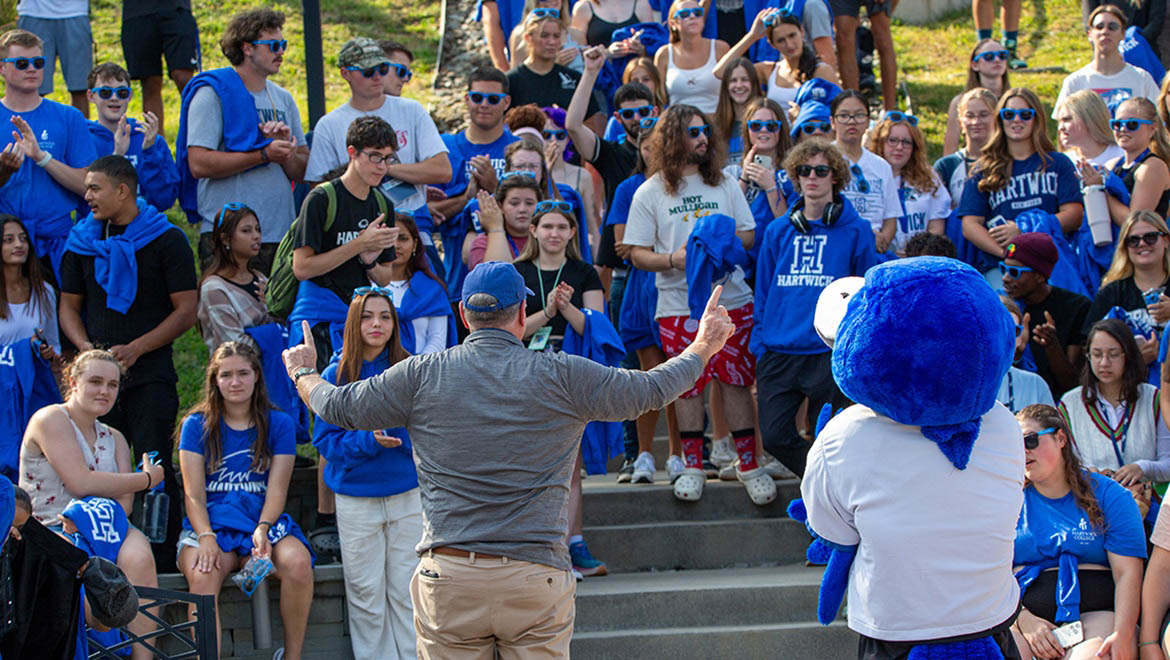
left=21, top=0, right=1093, bottom=416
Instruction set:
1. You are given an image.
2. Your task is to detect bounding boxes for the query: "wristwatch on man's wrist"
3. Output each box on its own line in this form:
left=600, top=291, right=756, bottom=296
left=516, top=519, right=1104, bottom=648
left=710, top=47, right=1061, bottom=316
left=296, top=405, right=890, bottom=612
left=292, top=367, right=317, bottom=383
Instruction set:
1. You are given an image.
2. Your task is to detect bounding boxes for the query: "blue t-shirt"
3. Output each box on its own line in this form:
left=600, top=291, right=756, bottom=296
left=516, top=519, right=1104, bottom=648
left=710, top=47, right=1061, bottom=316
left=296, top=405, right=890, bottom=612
left=0, top=99, right=97, bottom=237
left=1014, top=472, right=1147, bottom=568
left=440, top=130, right=519, bottom=198
left=751, top=199, right=879, bottom=356
left=178, top=410, right=296, bottom=505
left=957, top=151, right=1081, bottom=226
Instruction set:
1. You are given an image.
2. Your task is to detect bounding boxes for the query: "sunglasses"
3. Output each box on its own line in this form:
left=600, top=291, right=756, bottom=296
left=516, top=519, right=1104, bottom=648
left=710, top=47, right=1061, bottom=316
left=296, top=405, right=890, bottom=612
left=882, top=110, right=918, bottom=126
left=251, top=39, right=288, bottom=53
left=469, top=91, right=507, bottom=105
left=998, top=261, right=1035, bottom=279
left=353, top=285, right=396, bottom=300
left=850, top=163, right=870, bottom=194
left=617, top=105, right=654, bottom=120
left=542, top=128, right=567, bottom=141
left=345, top=63, right=390, bottom=78
left=1125, top=230, right=1166, bottom=247
left=1, top=56, right=45, bottom=70
left=500, top=170, right=537, bottom=180
left=673, top=7, right=705, bottom=19
left=91, top=86, right=132, bottom=100
left=536, top=200, right=573, bottom=214
left=747, top=119, right=780, bottom=133
left=796, top=164, right=832, bottom=178
left=213, top=202, right=248, bottom=231
left=999, top=108, right=1036, bottom=122
left=800, top=120, right=833, bottom=134
left=531, top=7, right=561, bottom=18
left=1023, top=426, right=1057, bottom=450
left=686, top=125, right=712, bottom=138
left=762, top=9, right=797, bottom=25
left=972, top=50, right=1010, bottom=63
left=388, top=62, right=412, bottom=81
left=1110, top=118, right=1154, bottom=132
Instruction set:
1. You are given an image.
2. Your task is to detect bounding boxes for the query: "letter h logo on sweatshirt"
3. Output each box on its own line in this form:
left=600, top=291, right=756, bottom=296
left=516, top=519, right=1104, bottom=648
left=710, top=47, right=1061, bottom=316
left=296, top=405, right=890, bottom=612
left=791, top=235, right=827, bottom=275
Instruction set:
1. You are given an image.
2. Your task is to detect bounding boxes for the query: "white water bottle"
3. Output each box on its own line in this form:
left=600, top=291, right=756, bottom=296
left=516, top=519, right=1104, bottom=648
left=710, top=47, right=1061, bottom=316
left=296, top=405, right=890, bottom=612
left=1082, top=184, right=1112, bottom=246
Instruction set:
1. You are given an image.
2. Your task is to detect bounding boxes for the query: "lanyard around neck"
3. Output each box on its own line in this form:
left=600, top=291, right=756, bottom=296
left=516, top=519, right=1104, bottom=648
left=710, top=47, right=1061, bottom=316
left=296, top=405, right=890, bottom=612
left=537, top=260, right=566, bottom=309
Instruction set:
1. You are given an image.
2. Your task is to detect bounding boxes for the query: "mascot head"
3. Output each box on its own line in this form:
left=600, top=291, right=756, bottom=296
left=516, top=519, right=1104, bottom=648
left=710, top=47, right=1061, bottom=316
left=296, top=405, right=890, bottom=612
left=826, top=257, right=1015, bottom=469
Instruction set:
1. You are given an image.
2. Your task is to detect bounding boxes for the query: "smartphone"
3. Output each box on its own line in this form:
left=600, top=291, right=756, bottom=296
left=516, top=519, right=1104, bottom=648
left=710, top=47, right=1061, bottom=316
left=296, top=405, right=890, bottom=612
left=986, top=215, right=1007, bottom=229
left=33, top=328, right=47, bottom=346
left=1051, top=621, right=1084, bottom=648
left=753, top=154, right=773, bottom=170
left=1144, top=287, right=1163, bottom=307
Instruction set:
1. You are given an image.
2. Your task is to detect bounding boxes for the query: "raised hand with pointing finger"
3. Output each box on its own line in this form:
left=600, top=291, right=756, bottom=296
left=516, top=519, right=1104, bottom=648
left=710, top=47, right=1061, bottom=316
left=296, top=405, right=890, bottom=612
left=283, top=320, right=319, bottom=381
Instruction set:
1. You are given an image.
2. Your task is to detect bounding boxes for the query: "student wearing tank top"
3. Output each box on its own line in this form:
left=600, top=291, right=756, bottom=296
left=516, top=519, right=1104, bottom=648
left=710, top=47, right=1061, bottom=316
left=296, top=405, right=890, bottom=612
left=1088, top=97, right=1170, bottom=224
left=19, top=349, right=164, bottom=660
left=715, top=8, right=837, bottom=116
left=572, top=0, right=655, bottom=47
left=657, top=0, right=729, bottom=115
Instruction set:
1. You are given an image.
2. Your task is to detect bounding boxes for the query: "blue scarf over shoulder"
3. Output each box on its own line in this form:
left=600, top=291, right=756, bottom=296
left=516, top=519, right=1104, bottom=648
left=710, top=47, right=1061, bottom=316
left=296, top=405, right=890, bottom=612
left=395, top=271, right=457, bottom=354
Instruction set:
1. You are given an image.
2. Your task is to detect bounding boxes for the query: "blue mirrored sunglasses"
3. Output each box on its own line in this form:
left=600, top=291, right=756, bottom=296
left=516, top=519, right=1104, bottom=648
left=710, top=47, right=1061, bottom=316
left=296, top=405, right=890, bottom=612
left=849, top=163, right=870, bottom=194
left=542, top=129, right=567, bottom=141
left=213, top=202, right=249, bottom=231
left=345, top=63, right=390, bottom=78
left=617, top=105, right=653, bottom=120
left=251, top=39, right=288, bottom=53
left=1110, top=118, right=1154, bottom=132
left=673, top=7, right=704, bottom=19
left=882, top=110, right=918, bottom=126
left=469, top=92, right=507, bottom=105
left=1022, top=427, right=1056, bottom=450
left=747, top=119, right=780, bottom=133
left=388, top=62, right=412, bottom=81
left=999, top=108, right=1035, bottom=122
left=91, top=86, right=131, bottom=100
left=353, top=285, right=396, bottom=300
left=686, top=125, right=712, bottom=138
left=763, top=8, right=798, bottom=25
left=531, top=8, right=561, bottom=18
left=997, top=261, right=1034, bottom=279
left=1, top=56, right=44, bottom=70
left=800, top=120, right=833, bottom=134
left=535, top=200, right=573, bottom=214
left=972, top=50, right=1009, bottom=63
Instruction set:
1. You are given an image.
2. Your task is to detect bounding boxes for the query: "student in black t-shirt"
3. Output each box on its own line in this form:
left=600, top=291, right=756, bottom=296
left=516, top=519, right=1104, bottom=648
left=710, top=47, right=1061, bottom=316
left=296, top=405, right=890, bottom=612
left=514, top=202, right=604, bottom=340
left=58, top=155, right=197, bottom=572
left=507, top=14, right=603, bottom=135
left=1087, top=210, right=1170, bottom=339
left=1001, top=232, right=1091, bottom=399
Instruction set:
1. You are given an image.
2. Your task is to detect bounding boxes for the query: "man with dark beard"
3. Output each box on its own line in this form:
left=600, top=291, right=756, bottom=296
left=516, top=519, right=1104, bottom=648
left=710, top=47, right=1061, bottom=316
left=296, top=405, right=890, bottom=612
left=623, top=104, right=771, bottom=506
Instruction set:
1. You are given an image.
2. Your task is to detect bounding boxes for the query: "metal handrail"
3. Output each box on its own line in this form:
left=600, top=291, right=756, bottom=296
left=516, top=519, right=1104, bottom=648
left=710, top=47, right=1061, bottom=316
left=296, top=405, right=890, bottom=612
left=87, top=586, right=218, bottom=660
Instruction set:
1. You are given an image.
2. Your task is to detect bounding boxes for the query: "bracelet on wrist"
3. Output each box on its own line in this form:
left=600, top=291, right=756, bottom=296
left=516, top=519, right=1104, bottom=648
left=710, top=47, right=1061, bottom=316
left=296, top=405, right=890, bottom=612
left=668, top=253, right=674, bottom=269
left=143, top=471, right=152, bottom=491
left=197, top=531, right=217, bottom=540
left=257, top=521, right=273, bottom=529
left=259, top=146, right=269, bottom=163
left=1140, top=641, right=1161, bottom=646
left=35, top=152, right=51, bottom=168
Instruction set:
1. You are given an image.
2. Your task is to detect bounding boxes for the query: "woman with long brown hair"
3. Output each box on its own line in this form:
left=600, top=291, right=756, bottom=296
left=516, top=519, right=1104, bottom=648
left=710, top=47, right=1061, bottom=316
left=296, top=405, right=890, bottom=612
left=724, top=97, right=793, bottom=233
left=196, top=203, right=274, bottom=352
left=1012, top=403, right=1145, bottom=660
left=712, top=57, right=764, bottom=165
left=312, top=289, right=419, bottom=659
left=870, top=112, right=951, bottom=256
left=0, top=214, right=57, bottom=355
left=178, top=341, right=313, bottom=660
left=959, top=88, right=1083, bottom=282
left=378, top=214, right=455, bottom=354
left=943, top=39, right=1011, bottom=155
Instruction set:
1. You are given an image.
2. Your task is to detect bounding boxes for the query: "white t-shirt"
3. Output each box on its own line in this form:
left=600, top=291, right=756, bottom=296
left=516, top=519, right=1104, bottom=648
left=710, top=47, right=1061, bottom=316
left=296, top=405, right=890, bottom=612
left=385, top=279, right=448, bottom=355
left=304, top=95, right=448, bottom=215
left=836, top=146, right=902, bottom=233
left=891, top=174, right=952, bottom=254
left=996, top=366, right=1054, bottom=413
left=18, top=0, right=87, bottom=18
left=624, top=172, right=755, bottom=318
left=801, top=403, right=1024, bottom=641
left=0, top=283, right=59, bottom=352
left=1053, top=62, right=1160, bottom=116
left=1085, top=144, right=1125, bottom=170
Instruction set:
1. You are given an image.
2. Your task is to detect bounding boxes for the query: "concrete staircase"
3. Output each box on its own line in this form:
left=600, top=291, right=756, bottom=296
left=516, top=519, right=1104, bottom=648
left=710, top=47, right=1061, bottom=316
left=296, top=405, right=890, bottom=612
left=572, top=472, right=854, bottom=659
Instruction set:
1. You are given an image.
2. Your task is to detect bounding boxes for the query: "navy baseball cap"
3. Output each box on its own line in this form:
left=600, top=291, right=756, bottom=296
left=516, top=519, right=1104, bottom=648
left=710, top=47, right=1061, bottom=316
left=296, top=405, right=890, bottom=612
left=461, top=262, right=534, bottom=311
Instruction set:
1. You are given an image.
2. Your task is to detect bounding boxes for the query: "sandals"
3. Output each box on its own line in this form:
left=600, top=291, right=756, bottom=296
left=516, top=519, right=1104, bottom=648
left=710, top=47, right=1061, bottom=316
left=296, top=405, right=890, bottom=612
left=738, top=466, right=777, bottom=506
left=672, top=468, right=706, bottom=502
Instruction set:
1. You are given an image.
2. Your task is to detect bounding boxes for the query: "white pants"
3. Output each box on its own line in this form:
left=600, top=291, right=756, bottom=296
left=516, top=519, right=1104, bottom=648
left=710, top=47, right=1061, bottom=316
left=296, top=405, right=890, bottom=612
left=335, top=489, right=424, bottom=660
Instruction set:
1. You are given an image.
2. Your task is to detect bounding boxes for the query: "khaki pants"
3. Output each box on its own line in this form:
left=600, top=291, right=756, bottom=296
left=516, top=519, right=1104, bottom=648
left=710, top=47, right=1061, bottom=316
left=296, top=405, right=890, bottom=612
left=411, top=551, right=576, bottom=659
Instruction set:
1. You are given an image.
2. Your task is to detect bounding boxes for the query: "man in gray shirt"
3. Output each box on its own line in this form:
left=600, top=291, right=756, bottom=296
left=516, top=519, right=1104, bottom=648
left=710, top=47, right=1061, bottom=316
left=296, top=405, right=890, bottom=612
left=282, top=261, right=735, bottom=658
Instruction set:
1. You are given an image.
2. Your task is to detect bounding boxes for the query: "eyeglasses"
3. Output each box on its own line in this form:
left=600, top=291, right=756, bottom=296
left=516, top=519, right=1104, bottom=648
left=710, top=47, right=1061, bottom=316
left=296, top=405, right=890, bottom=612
left=885, top=137, right=914, bottom=149
left=353, top=285, right=396, bottom=300
left=1110, top=118, right=1154, bottom=132
left=1125, top=230, right=1166, bottom=247
left=251, top=39, right=289, bottom=53
left=799, top=120, right=833, bottom=134
left=468, top=91, right=507, bottom=105
left=998, top=261, right=1034, bottom=279
left=999, top=108, right=1036, bottom=122
left=213, top=202, right=247, bottom=231
left=531, top=7, right=561, bottom=18
left=91, top=86, right=132, bottom=100
left=850, top=163, right=870, bottom=194
left=762, top=9, right=797, bottom=25
left=882, top=110, right=918, bottom=126
left=542, top=128, right=567, bottom=141
left=1089, top=349, right=1125, bottom=364
left=834, top=112, right=868, bottom=125
left=345, top=63, right=390, bottom=78
left=795, top=164, right=831, bottom=178
left=747, top=119, right=780, bottom=133
left=1091, top=20, right=1122, bottom=31
left=686, top=125, right=711, bottom=138
left=639, top=116, right=659, bottom=130
left=361, top=150, right=397, bottom=165
left=388, top=62, right=412, bottom=81
left=500, top=170, right=537, bottom=180
left=617, top=105, right=654, bottom=120
left=1022, top=427, right=1056, bottom=450
left=0, top=56, right=45, bottom=70
left=673, top=7, right=705, bottom=19
left=972, top=50, right=1010, bottom=63
left=535, top=200, right=573, bottom=214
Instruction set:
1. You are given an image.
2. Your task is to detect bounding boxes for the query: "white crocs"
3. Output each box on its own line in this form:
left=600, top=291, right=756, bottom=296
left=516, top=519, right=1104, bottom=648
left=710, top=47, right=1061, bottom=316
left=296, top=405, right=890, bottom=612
left=738, top=466, right=777, bottom=505
left=672, top=467, right=706, bottom=501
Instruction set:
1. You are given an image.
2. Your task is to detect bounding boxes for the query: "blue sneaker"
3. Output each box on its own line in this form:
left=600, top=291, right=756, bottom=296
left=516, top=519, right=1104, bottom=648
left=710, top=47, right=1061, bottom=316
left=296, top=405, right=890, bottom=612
left=569, top=540, right=608, bottom=577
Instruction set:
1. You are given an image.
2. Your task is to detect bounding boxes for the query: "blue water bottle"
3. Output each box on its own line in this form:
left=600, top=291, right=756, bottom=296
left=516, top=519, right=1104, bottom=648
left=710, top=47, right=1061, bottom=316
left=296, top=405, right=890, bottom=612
left=139, top=451, right=169, bottom=544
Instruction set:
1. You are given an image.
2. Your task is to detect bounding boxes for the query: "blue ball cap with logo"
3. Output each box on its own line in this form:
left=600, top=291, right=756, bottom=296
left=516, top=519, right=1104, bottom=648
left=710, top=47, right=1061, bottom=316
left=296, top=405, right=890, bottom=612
left=462, top=261, right=535, bottom=312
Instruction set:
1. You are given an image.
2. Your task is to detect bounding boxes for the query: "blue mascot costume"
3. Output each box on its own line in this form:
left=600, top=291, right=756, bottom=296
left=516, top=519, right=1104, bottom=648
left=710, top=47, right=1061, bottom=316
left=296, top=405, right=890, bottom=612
left=791, top=257, right=1027, bottom=659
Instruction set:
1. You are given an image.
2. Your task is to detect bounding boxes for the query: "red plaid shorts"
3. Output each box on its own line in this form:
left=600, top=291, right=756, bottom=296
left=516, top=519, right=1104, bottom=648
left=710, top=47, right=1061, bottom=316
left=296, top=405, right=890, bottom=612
left=657, top=303, right=756, bottom=399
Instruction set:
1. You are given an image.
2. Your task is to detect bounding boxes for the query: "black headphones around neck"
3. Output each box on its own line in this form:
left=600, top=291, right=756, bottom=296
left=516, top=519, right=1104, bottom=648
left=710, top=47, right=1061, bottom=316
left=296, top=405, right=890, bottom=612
left=788, top=195, right=845, bottom=234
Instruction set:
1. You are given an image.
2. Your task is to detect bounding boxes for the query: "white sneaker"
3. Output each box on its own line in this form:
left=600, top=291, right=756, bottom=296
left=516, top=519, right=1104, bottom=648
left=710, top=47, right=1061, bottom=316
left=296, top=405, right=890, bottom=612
left=719, top=460, right=739, bottom=481
left=761, top=455, right=799, bottom=480
left=631, top=452, right=655, bottom=484
left=665, top=455, right=686, bottom=483
left=709, top=436, right=736, bottom=467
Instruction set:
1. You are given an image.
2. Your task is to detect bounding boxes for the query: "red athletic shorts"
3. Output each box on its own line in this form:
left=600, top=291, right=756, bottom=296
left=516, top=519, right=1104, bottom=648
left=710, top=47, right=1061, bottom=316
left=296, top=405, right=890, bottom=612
left=658, top=303, right=756, bottom=399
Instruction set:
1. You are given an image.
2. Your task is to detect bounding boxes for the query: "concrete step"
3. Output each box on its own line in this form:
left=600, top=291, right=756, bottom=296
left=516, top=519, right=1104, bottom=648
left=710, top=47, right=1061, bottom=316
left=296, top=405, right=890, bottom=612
left=581, top=475, right=801, bottom=525
left=570, top=621, right=856, bottom=659
left=574, top=565, right=828, bottom=632
left=583, top=517, right=810, bottom=573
